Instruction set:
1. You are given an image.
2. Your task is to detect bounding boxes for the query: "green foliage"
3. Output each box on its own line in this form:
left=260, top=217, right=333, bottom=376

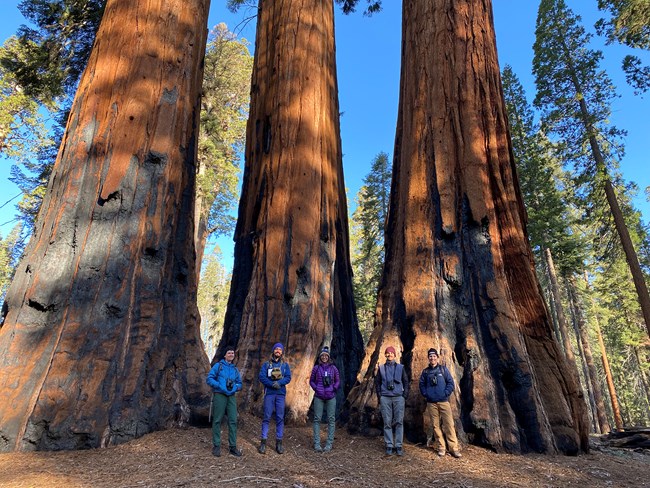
left=350, top=152, right=391, bottom=341
left=197, top=246, right=231, bottom=357
left=2, top=0, right=105, bottom=105
left=596, top=0, right=650, bottom=93
left=589, top=256, right=650, bottom=425
left=0, top=224, right=24, bottom=302
left=197, top=24, right=253, bottom=242
left=502, top=65, right=585, bottom=274
left=0, top=38, right=51, bottom=160
left=533, top=0, right=626, bottom=180
left=228, top=0, right=382, bottom=15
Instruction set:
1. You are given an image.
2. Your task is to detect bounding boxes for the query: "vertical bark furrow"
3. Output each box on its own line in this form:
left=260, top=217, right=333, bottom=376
left=0, top=0, right=211, bottom=452
left=345, top=0, right=588, bottom=454
left=217, top=0, right=363, bottom=422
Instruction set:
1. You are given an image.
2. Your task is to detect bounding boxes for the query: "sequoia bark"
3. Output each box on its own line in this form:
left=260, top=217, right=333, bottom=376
left=345, top=0, right=589, bottom=454
left=0, top=0, right=211, bottom=451
left=217, top=0, right=363, bottom=420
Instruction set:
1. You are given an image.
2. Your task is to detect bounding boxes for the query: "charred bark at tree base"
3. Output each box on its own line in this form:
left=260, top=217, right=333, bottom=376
left=217, top=0, right=363, bottom=421
left=0, top=0, right=212, bottom=451
left=345, top=0, right=589, bottom=455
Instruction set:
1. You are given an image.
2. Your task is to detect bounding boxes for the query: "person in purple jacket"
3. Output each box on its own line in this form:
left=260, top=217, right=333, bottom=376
left=309, top=346, right=340, bottom=452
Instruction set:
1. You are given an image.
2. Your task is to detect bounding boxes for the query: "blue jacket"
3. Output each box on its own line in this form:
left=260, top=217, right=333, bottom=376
left=206, top=359, right=242, bottom=396
left=259, top=358, right=292, bottom=396
left=418, top=365, right=454, bottom=403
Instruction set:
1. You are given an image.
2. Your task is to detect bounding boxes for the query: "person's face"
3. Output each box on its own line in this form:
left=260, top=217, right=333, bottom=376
left=273, top=347, right=283, bottom=358
left=428, top=353, right=439, bottom=366
left=225, top=350, right=235, bottom=362
left=320, top=353, right=329, bottom=363
left=385, top=350, right=395, bottom=362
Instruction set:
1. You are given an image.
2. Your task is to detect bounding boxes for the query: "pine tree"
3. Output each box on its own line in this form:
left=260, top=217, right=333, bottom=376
left=350, top=152, right=391, bottom=340
left=533, top=0, right=650, bottom=337
left=197, top=246, right=231, bottom=358
left=195, top=24, right=252, bottom=273
left=596, top=0, right=650, bottom=93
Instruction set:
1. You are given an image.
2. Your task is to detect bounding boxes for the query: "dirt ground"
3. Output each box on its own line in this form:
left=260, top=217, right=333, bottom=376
left=0, top=413, right=647, bottom=488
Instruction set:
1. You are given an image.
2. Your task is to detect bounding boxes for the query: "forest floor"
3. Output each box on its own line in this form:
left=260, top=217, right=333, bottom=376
left=0, top=413, right=648, bottom=488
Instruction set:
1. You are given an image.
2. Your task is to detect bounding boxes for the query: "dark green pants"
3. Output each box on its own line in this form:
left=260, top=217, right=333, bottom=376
left=212, top=393, right=238, bottom=448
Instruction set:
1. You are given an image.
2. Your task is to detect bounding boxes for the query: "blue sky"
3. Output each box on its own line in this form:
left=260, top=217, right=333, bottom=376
left=1, top=1, right=648, bottom=270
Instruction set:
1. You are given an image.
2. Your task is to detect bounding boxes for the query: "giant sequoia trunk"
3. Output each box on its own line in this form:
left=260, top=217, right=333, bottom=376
left=0, top=0, right=211, bottom=451
left=345, top=0, right=589, bottom=454
left=217, top=0, right=363, bottom=421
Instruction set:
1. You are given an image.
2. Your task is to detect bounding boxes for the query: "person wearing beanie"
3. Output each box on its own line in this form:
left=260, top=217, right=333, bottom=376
left=418, top=348, right=461, bottom=458
left=258, top=342, right=292, bottom=454
left=309, top=346, right=341, bottom=452
left=206, top=346, right=243, bottom=457
left=374, top=345, right=409, bottom=456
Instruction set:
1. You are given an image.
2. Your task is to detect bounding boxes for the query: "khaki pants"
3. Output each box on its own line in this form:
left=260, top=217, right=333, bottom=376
left=426, top=401, right=459, bottom=453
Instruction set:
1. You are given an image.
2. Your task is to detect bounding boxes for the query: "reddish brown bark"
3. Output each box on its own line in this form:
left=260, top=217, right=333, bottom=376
left=0, top=0, right=211, bottom=451
left=583, top=271, right=624, bottom=430
left=345, top=0, right=589, bottom=454
left=217, top=0, right=363, bottom=421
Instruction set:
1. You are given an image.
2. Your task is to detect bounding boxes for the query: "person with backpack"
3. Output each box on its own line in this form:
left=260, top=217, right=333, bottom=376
left=309, top=346, right=340, bottom=452
left=206, top=346, right=243, bottom=457
left=375, top=345, right=409, bottom=456
left=258, top=342, right=292, bottom=454
left=418, top=348, right=462, bottom=458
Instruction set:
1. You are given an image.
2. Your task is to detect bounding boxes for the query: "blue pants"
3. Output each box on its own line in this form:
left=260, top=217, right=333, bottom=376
left=261, top=394, right=285, bottom=440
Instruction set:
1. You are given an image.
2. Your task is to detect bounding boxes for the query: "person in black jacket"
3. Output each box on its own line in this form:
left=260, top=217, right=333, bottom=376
left=418, top=348, right=462, bottom=458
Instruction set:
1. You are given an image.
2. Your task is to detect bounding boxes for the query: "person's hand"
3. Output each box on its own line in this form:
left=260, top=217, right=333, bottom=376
left=272, top=381, right=281, bottom=389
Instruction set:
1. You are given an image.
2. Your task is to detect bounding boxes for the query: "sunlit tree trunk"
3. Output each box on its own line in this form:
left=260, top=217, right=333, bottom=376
left=544, top=248, right=578, bottom=370
left=0, top=0, right=211, bottom=451
left=567, top=275, right=610, bottom=433
left=584, top=271, right=624, bottom=430
left=217, top=0, right=363, bottom=421
left=345, top=0, right=588, bottom=454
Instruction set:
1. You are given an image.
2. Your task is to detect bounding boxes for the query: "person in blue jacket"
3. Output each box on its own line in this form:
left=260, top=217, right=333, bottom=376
left=258, top=342, right=292, bottom=454
left=418, top=348, right=462, bottom=458
left=206, top=346, right=243, bottom=457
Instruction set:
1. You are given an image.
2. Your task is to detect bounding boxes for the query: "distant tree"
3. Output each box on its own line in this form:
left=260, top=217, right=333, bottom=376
left=533, top=0, right=650, bottom=337
left=197, top=246, right=231, bottom=358
left=596, top=0, right=650, bottom=93
left=194, top=24, right=252, bottom=273
left=0, top=224, right=23, bottom=301
left=350, top=151, right=391, bottom=340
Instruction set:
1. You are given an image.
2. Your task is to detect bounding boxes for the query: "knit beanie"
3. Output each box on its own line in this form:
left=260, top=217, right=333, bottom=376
left=385, top=346, right=396, bottom=355
left=428, top=348, right=438, bottom=357
left=273, top=342, right=284, bottom=353
left=319, top=346, right=330, bottom=357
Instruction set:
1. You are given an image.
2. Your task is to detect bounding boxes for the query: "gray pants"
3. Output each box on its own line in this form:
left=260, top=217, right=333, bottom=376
left=380, top=395, right=405, bottom=449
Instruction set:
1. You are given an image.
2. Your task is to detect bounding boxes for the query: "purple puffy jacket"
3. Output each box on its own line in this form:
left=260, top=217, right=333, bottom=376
left=309, top=362, right=340, bottom=400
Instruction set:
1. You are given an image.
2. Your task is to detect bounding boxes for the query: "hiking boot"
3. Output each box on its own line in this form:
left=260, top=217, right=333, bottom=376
left=212, top=445, right=221, bottom=457
left=396, top=447, right=404, bottom=456
left=450, top=450, right=462, bottom=458
left=258, top=439, right=267, bottom=454
left=314, top=443, right=323, bottom=452
left=385, top=447, right=394, bottom=456
left=437, top=450, right=446, bottom=457
left=276, top=439, right=284, bottom=454
left=229, top=446, right=243, bottom=457
left=426, top=437, right=435, bottom=448
left=323, top=443, right=332, bottom=453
